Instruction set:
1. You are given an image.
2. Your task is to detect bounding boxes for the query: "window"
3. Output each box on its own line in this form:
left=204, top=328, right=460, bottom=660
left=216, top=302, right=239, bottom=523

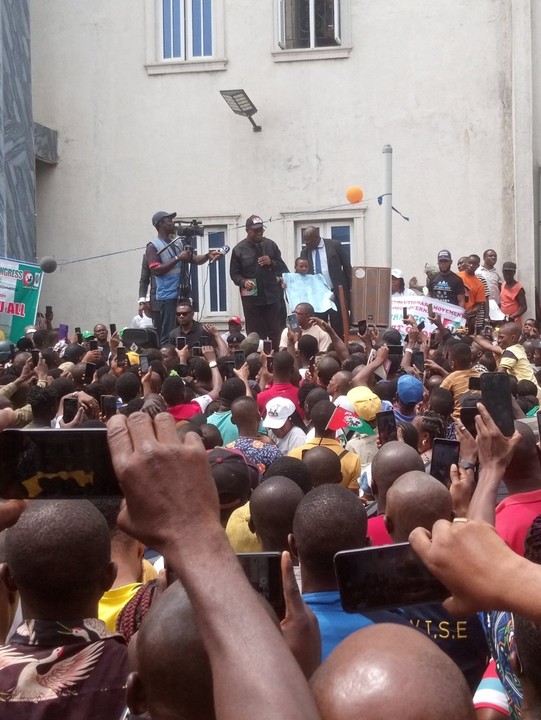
left=145, top=0, right=226, bottom=75
left=298, top=221, right=351, bottom=261
left=162, top=0, right=212, bottom=60
left=278, top=0, right=341, bottom=50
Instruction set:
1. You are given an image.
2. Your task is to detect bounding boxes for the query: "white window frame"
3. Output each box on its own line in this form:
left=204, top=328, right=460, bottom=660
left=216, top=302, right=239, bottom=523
left=190, top=214, right=240, bottom=323
left=273, top=0, right=351, bottom=63
left=145, top=0, right=227, bottom=75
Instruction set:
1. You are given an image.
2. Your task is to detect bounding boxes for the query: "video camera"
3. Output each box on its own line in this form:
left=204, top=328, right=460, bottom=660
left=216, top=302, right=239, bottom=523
left=173, top=218, right=205, bottom=241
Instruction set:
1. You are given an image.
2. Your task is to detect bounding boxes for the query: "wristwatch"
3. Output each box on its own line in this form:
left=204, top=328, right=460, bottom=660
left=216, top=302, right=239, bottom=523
left=208, top=360, right=217, bottom=369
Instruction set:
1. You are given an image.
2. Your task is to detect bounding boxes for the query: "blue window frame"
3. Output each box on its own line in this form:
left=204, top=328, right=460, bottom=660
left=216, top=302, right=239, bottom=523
left=162, top=0, right=213, bottom=60
left=208, top=230, right=227, bottom=312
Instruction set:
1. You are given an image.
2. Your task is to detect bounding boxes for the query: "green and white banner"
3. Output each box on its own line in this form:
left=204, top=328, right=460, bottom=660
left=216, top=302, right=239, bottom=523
left=0, top=257, right=43, bottom=342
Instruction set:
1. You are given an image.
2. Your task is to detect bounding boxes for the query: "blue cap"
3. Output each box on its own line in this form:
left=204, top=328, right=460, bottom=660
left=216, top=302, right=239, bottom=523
left=397, top=375, right=424, bottom=405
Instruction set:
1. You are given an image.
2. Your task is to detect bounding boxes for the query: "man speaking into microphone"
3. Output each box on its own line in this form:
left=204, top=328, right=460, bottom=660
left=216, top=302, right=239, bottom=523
left=146, top=211, right=222, bottom=346
left=230, top=215, right=289, bottom=350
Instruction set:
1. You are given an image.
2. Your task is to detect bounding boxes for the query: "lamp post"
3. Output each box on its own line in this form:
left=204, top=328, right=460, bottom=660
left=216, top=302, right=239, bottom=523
left=219, top=90, right=262, bottom=132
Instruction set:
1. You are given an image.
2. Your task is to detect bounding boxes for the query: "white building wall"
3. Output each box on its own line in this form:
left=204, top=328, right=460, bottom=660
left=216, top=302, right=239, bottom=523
left=30, top=0, right=525, bottom=330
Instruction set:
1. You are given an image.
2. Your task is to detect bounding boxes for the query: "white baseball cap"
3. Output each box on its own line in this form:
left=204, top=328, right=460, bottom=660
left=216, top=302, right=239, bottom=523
left=263, top=397, right=296, bottom=429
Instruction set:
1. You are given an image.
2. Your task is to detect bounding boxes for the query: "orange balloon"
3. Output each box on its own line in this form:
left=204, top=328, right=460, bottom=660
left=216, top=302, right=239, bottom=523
left=346, top=185, right=364, bottom=203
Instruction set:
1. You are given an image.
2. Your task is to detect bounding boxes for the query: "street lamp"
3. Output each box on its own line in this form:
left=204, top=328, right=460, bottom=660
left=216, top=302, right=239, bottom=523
left=219, top=89, right=262, bottom=132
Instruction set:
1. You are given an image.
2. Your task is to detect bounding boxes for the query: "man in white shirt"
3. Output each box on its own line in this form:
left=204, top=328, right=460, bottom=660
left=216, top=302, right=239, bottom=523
left=279, top=303, right=332, bottom=353
left=131, top=296, right=154, bottom=329
left=476, top=248, right=502, bottom=319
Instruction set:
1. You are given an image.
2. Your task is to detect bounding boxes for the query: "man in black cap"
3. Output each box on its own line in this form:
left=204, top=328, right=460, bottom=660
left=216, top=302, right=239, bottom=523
left=427, top=250, right=465, bottom=308
left=145, top=211, right=222, bottom=346
left=230, top=215, right=289, bottom=350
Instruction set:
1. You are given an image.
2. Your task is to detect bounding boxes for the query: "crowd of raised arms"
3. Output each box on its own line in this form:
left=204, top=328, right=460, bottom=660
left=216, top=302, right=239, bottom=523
left=2, top=242, right=541, bottom=720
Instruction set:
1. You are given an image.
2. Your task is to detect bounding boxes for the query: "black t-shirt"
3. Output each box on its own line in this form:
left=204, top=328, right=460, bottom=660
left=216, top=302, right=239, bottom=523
left=428, top=271, right=465, bottom=306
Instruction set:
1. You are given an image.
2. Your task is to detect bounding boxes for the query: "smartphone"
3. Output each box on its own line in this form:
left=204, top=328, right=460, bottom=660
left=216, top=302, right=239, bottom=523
left=480, top=372, right=515, bottom=437
left=236, top=552, right=285, bottom=620
left=84, top=362, right=96, bottom=385
left=387, top=345, right=404, bottom=357
left=177, top=363, right=188, bottom=378
left=62, top=397, right=79, bottom=424
left=263, top=339, right=272, bottom=355
left=31, top=350, right=40, bottom=366
left=89, top=339, right=99, bottom=351
left=483, top=324, right=492, bottom=337
left=74, top=326, right=81, bottom=334
left=101, top=395, right=117, bottom=420
left=76, top=333, right=83, bottom=345
left=59, top=324, right=69, bottom=341
left=334, top=543, right=449, bottom=612
left=109, top=323, right=117, bottom=335
left=267, top=356, right=274, bottom=373
left=430, top=438, right=460, bottom=485
left=402, top=307, right=408, bottom=320
left=200, top=335, right=210, bottom=347
left=192, top=346, right=203, bottom=357
left=234, top=350, right=245, bottom=370
left=0, top=428, right=121, bottom=499
left=417, top=321, right=425, bottom=332
left=46, top=305, right=53, bottom=315
left=139, top=355, right=150, bottom=374
left=468, top=376, right=481, bottom=392
left=116, top=347, right=127, bottom=366
left=412, top=351, right=425, bottom=373
left=376, top=410, right=397, bottom=445
left=176, top=336, right=187, bottom=350
left=223, top=360, right=236, bottom=379
left=460, top=406, right=479, bottom=438
left=427, top=304, right=434, bottom=318
left=357, top=320, right=367, bottom=335
left=287, top=313, right=301, bottom=333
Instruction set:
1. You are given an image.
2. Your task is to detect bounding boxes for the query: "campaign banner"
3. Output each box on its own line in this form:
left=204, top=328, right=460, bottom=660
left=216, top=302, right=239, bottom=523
left=283, top=272, right=337, bottom=313
left=0, top=257, right=43, bottom=342
left=391, top=296, right=465, bottom=336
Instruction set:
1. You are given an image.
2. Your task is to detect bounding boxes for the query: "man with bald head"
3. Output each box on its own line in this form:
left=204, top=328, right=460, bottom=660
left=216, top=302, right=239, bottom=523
left=128, top=581, right=215, bottom=720
left=310, top=624, right=476, bottom=720
left=384, top=472, right=489, bottom=691
left=301, top=446, right=342, bottom=487
left=249, top=476, right=304, bottom=551
left=368, top=440, right=425, bottom=545
left=301, top=225, right=352, bottom=335
left=278, top=302, right=332, bottom=353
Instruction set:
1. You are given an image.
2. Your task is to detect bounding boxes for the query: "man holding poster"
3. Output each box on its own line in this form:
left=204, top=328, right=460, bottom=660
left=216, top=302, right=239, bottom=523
left=0, top=257, right=43, bottom=342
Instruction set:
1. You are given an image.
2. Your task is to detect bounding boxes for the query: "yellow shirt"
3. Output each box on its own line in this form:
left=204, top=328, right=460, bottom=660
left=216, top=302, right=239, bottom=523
left=226, top=501, right=262, bottom=552
left=440, top=368, right=480, bottom=419
left=99, top=582, right=141, bottom=632
left=288, top=437, right=361, bottom=491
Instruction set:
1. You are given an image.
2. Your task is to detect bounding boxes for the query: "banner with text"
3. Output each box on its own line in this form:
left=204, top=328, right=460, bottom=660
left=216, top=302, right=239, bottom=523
left=391, top=297, right=465, bottom=336
left=283, top=272, right=337, bottom=313
left=0, top=257, right=43, bottom=342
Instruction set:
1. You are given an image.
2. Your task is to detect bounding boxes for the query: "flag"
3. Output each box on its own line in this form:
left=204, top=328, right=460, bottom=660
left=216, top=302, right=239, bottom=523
left=326, top=406, right=375, bottom=435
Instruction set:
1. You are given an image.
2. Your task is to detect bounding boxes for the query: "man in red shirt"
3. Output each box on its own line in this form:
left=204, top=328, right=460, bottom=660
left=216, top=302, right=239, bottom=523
left=257, top=351, right=303, bottom=418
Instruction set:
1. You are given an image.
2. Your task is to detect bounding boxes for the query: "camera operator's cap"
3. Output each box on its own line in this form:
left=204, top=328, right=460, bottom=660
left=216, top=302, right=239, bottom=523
left=263, top=397, right=296, bottom=429
left=397, top=375, right=424, bottom=405
left=207, top=447, right=257, bottom=505
left=245, top=215, right=265, bottom=229
left=391, top=268, right=404, bottom=279
left=152, top=210, right=176, bottom=227
left=347, top=386, right=381, bottom=422
left=502, top=261, right=517, bottom=271
left=228, top=316, right=242, bottom=326
left=437, top=250, right=452, bottom=261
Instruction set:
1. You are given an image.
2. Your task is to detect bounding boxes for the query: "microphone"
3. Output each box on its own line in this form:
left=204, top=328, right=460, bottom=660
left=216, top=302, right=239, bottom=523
left=209, top=245, right=230, bottom=263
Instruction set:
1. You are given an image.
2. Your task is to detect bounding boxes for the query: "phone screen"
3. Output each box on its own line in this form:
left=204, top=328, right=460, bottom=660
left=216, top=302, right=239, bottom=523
left=116, top=348, right=127, bottom=366
left=176, top=337, right=187, bottom=350
left=139, top=355, right=149, bottom=373
left=267, top=356, right=274, bottom=373
left=430, top=438, right=460, bottom=485
left=101, top=395, right=117, bottom=420
left=417, top=321, right=425, bottom=332
left=460, top=406, right=479, bottom=438
left=402, top=307, right=408, bottom=320
left=109, top=323, right=117, bottom=335
left=287, top=313, right=300, bottom=333
left=84, top=363, right=96, bottom=385
left=76, top=333, right=83, bottom=345
left=236, top=552, right=285, bottom=620
left=234, top=350, right=245, bottom=370
left=480, top=373, right=515, bottom=437
left=177, top=363, right=188, bottom=378
left=62, top=397, right=79, bottom=424
left=46, top=305, right=53, bottom=315
left=224, top=360, right=235, bottom=379
left=74, top=327, right=81, bottom=335
left=200, top=335, right=210, bottom=347
left=468, top=376, right=481, bottom=392
left=59, top=324, right=69, bottom=341
left=89, top=340, right=99, bottom=351
left=0, top=429, right=121, bottom=499
left=263, top=340, right=272, bottom=355
left=357, top=320, right=367, bottom=335
left=334, top=543, right=449, bottom=612
left=412, top=351, right=425, bottom=373
left=376, top=410, right=397, bottom=445
left=31, top=350, right=40, bottom=366
left=192, top=347, right=203, bottom=357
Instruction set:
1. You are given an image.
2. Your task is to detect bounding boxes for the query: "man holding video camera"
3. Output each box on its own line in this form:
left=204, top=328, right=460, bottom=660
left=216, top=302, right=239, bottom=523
left=146, top=211, right=222, bottom=346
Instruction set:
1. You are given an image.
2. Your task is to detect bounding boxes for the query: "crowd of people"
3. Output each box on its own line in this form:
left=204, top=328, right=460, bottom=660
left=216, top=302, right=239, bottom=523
left=0, top=240, right=541, bottom=719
